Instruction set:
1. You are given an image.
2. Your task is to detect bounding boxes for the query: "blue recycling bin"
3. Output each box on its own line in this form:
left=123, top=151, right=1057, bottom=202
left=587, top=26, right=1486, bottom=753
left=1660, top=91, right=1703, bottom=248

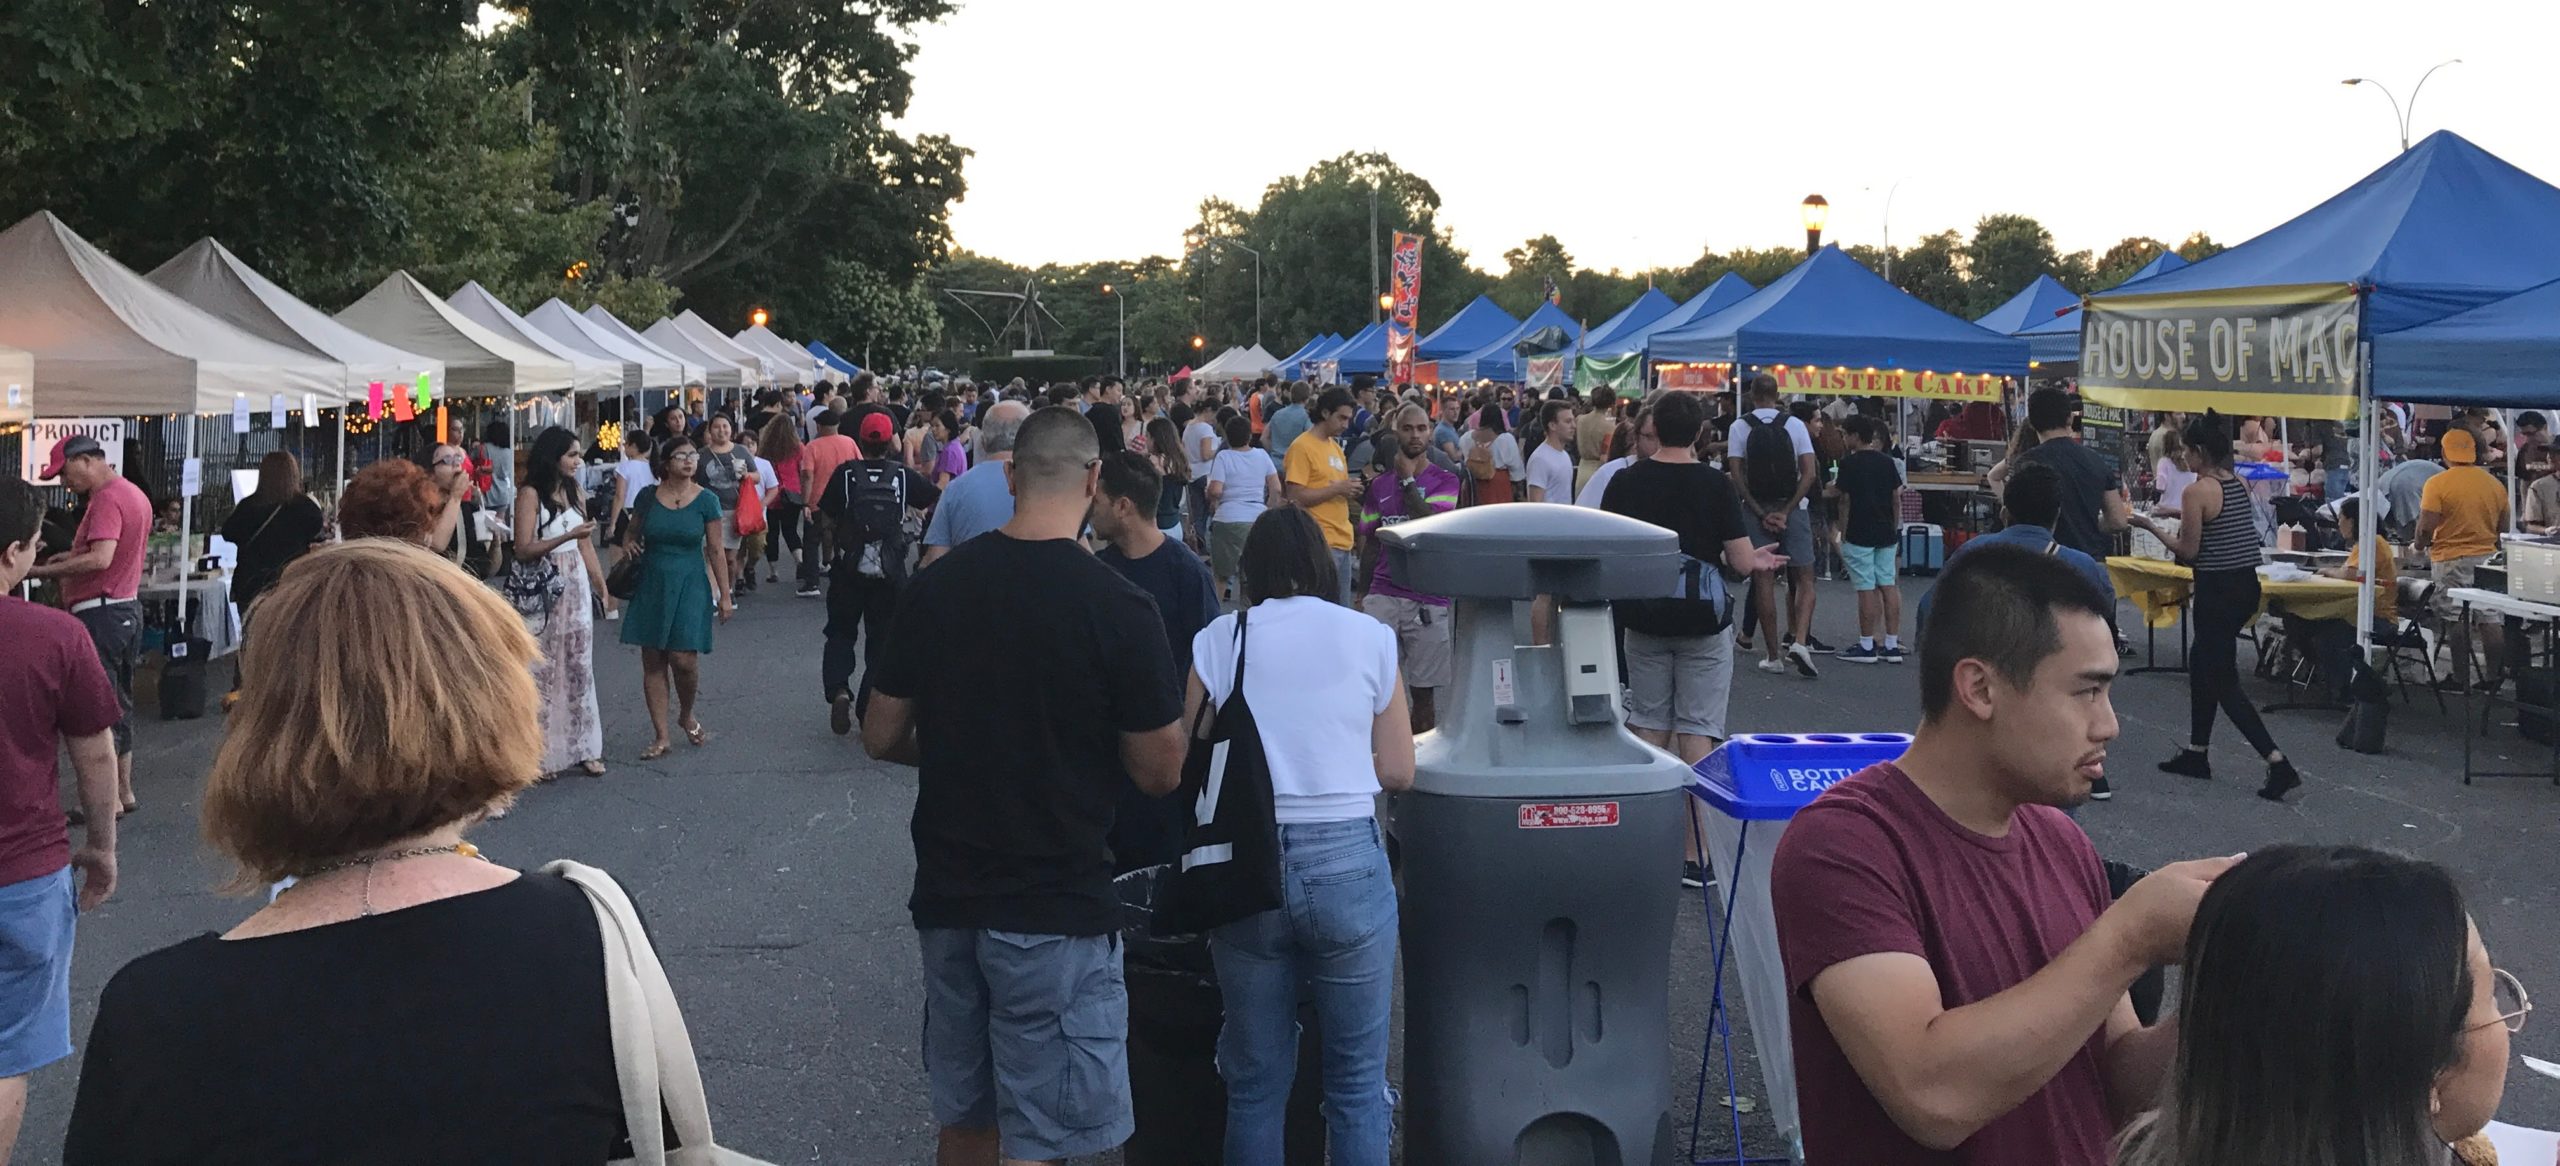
left=1687, top=732, right=1912, bottom=1164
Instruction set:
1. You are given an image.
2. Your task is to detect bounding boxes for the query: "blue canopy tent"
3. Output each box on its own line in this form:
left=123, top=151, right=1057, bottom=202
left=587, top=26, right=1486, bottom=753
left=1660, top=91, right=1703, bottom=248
left=1581, top=288, right=1679, bottom=352
left=1415, top=295, right=1521, bottom=362
left=1312, top=322, right=1387, bottom=379
left=2015, top=253, right=2187, bottom=367
left=2373, top=276, right=2560, bottom=408
left=1441, top=301, right=1580, bottom=382
left=1973, top=275, right=2082, bottom=336
left=1271, top=334, right=1329, bottom=379
left=2083, top=130, right=2560, bottom=420
left=1588, top=273, right=1757, bottom=358
left=806, top=341, right=862, bottom=377
left=1649, top=247, right=2030, bottom=376
left=1283, top=332, right=1346, bottom=380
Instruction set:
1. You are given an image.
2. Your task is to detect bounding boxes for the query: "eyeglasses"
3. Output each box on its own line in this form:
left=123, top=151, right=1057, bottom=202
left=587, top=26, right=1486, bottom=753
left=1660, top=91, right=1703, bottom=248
left=433, top=455, right=466, bottom=467
left=2473, top=967, right=2531, bottom=1035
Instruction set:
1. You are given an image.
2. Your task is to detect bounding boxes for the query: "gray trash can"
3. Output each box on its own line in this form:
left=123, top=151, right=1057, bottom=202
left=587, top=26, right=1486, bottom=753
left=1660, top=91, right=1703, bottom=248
left=1380, top=505, right=1692, bottom=1166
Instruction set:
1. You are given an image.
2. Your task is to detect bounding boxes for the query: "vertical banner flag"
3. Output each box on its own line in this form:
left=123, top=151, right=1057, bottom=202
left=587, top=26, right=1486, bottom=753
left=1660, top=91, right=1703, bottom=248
left=1387, top=230, right=1424, bottom=384
left=1540, top=274, right=1559, bottom=304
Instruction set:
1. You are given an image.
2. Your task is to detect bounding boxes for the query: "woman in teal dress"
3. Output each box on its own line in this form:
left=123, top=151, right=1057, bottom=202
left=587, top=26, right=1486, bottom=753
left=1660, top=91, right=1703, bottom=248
left=618, top=433, right=731, bottom=759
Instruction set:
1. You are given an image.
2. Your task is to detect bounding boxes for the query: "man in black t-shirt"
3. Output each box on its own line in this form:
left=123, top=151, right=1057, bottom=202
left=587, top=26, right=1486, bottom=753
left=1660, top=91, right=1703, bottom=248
left=1602, top=391, right=1783, bottom=887
left=2012, top=387, right=2129, bottom=561
left=864, top=407, right=1186, bottom=1165
left=1825, top=415, right=1906, bottom=663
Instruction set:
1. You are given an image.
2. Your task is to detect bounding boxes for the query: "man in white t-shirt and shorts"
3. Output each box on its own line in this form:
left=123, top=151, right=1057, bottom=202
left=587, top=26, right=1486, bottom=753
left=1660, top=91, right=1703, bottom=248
left=1525, top=401, right=1577, bottom=504
left=1727, top=374, right=1821, bottom=678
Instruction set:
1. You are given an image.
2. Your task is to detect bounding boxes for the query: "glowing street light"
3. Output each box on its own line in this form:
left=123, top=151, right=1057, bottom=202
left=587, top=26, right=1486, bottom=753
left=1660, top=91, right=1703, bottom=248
left=749, top=307, right=770, bottom=328
left=1800, top=194, right=1831, bottom=257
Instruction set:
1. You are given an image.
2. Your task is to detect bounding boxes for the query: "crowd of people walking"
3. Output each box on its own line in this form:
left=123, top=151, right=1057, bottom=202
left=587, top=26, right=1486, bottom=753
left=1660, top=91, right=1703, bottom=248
left=0, top=366, right=2529, bottom=1166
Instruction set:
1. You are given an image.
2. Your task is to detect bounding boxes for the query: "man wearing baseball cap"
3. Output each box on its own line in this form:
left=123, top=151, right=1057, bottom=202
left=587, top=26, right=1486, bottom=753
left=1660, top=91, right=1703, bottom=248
left=26, top=435, right=151, bottom=815
left=815, top=405, right=940, bottom=734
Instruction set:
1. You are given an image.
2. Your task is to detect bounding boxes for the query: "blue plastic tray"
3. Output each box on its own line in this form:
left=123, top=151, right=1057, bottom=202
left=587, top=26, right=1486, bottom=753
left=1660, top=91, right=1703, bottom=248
left=1690, top=732, right=1912, bottom=821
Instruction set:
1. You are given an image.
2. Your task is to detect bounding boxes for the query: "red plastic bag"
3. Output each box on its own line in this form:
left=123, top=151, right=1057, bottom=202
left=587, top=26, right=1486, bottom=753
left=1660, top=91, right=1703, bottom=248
left=735, top=474, right=767, bottom=537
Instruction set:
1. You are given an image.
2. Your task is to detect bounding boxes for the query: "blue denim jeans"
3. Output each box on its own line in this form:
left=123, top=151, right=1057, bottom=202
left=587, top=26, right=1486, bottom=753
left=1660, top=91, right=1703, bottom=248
left=1210, top=817, right=1396, bottom=1166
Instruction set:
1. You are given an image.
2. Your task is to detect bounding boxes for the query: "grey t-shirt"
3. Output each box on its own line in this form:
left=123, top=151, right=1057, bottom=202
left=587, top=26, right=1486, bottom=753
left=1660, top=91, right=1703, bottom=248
left=922, top=460, right=1014, bottom=549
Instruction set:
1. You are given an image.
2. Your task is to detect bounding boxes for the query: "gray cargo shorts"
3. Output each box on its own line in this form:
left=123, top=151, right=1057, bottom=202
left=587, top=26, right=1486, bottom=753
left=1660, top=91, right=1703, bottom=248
left=918, top=927, right=1133, bottom=1161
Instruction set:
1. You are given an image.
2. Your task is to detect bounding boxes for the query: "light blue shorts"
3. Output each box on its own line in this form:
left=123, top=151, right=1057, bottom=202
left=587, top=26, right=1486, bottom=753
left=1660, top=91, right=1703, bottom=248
left=1844, top=543, right=1899, bottom=591
left=919, top=928, right=1132, bottom=1160
left=0, top=868, right=74, bottom=1078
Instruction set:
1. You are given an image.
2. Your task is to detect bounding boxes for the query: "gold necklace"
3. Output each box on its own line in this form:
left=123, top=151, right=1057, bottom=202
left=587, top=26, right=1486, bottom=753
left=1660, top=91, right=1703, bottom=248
left=294, top=842, right=484, bottom=917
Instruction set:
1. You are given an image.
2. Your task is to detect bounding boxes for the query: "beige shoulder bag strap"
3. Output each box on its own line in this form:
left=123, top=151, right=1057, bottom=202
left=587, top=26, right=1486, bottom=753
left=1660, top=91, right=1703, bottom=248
left=546, top=860, right=774, bottom=1166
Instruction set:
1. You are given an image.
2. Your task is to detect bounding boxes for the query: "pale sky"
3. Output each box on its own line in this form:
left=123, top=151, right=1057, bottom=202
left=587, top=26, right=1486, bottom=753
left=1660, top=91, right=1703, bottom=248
left=898, top=0, right=2554, bottom=275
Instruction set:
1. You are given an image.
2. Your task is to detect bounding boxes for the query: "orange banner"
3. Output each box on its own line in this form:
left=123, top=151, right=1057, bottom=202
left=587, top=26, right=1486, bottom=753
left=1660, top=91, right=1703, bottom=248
left=1653, top=363, right=2006, bottom=402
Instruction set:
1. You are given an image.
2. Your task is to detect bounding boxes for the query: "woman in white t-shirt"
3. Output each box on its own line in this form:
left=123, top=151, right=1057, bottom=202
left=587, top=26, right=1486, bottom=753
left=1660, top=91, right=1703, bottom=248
left=1186, top=507, right=1415, bottom=1164
left=1205, top=414, right=1280, bottom=602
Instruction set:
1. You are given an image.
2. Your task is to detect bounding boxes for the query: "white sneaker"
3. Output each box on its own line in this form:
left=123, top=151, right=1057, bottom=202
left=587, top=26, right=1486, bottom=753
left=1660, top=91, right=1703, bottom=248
left=1756, top=657, right=1788, bottom=674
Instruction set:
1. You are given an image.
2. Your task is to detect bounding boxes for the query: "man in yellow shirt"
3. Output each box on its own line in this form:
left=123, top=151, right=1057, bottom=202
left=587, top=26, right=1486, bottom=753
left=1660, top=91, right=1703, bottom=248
left=1285, top=387, right=1365, bottom=605
left=2418, top=428, right=2510, bottom=689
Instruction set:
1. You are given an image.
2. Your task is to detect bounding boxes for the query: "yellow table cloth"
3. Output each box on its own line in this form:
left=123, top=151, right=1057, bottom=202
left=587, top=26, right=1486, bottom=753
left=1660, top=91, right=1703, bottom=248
left=2105, top=556, right=2364, bottom=628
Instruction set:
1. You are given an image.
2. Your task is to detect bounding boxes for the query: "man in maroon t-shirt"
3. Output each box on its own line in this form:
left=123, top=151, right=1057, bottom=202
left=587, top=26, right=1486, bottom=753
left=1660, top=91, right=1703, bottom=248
left=1772, top=543, right=2235, bottom=1165
left=0, top=475, right=121, bottom=1160
left=28, top=435, right=151, bottom=814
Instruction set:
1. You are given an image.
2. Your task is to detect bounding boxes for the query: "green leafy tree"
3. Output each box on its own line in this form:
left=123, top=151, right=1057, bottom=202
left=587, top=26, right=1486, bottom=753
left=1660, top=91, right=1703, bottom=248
left=1229, top=153, right=1493, bottom=348
left=1888, top=231, right=1971, bottom=315
left=2094, top=236, right=2169, bottom=289
left=2177, top=231, right=2226, bottom=262
left=1962, top=214, right=2062, bottom=318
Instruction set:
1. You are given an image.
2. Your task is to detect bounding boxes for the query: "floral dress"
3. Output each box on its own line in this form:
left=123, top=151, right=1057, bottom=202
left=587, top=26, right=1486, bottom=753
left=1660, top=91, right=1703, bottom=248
left=526, top=504, right=601, bottom=772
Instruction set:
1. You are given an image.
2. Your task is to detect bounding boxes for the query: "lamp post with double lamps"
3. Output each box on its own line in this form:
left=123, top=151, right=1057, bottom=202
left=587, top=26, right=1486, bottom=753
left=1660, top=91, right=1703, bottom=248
left=2343, top=60, right=2461, bottom=152
left=1101, top=284, right=1124, bottom=379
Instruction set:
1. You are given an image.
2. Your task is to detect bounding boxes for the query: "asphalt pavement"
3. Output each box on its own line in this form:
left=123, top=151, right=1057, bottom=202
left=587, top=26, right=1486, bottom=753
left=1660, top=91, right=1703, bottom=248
left=18, top=570, right=2558, bottom=1164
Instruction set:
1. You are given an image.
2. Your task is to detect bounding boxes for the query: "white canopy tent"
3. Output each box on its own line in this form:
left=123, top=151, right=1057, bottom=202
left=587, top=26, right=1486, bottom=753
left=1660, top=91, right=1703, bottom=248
left=581, top=306, right=707, bottom=387
left=734, top=324, right=836, bottom=386
left=528, top=300, right=684, bottom=390
left=0, top=344, right=29, bottom=426
left=0, top=210, right=346, bottom=415
left=1191, top=344, right=1280, bottom=383
left=336, top=272, right=575, bottom=398
left=146, top=238, right=441, bottom=401
left=447, top=282, right=623, bottom=394
left=641, top=317, right=752, bottom=391
left=0, top=210, right=347, bottom=632
left=668, top=310, right=772, bottom=385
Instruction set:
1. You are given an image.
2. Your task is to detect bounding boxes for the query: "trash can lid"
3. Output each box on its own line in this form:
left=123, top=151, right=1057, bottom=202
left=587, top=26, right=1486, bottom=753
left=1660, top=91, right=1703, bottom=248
left=1380, top=505, right=1682, bottom=601
left=1690, top=733, right=1913, bottom=820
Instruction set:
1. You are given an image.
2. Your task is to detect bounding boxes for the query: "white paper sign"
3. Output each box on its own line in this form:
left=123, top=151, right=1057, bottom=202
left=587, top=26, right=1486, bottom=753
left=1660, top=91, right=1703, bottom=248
left=18, top=418, right=125, bottom=480
left=269, top=393, right=287, bottom=429
left=230, top=396, right=250, bottom=434
left=303, top=393, right=317, bottom=422
left=1491, top=657, right=1517, bottom=706
left=181, top=457, right=203, bottom=498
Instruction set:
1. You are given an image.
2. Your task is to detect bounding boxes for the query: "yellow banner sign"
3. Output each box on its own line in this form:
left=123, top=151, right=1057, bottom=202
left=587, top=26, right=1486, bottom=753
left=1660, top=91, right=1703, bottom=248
left=1656, top=363, right=2005, bottom=402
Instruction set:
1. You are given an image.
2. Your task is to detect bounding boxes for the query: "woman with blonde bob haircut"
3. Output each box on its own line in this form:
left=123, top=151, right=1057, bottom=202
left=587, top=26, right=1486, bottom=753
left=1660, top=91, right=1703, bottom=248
left=64, top=539, right=637, bottom=1162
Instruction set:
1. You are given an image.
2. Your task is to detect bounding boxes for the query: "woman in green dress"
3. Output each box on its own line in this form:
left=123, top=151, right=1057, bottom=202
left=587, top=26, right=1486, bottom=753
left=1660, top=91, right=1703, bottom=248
left=618, top=432, right=731, bottom=759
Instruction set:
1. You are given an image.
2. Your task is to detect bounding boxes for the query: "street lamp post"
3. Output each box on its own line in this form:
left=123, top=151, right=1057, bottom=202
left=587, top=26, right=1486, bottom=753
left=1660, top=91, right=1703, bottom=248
left=1800, top=194, right=1831, bottom=258
left=1101, top=284, right=1124, bottom=379
left=2343, top=59, right=2461, bottom=151
left=1204, top=238, right=1263, bottom=349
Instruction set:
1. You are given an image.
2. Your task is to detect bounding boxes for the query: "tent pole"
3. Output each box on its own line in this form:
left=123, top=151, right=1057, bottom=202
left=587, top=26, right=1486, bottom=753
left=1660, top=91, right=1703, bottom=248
left=2505, top=407, right=2520, bottom=540
left=335, top=407, right=347, bottom=497
left=2355, top=344, right=2378, bottom=657
left=178, top=414, right=197, bottom=644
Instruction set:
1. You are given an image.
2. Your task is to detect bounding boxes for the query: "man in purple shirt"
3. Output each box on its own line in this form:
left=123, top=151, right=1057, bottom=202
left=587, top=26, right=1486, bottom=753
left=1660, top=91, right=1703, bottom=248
left=1357, top=404, right=1462, bottom=732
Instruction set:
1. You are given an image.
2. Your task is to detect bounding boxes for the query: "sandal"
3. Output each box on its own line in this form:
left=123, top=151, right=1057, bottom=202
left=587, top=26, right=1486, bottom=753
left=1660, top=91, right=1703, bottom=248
left=638, top=741, right=672, bottom=761
left=579, top=759, right=608, bottom=776
left=681, top=720, right=709, bottom=747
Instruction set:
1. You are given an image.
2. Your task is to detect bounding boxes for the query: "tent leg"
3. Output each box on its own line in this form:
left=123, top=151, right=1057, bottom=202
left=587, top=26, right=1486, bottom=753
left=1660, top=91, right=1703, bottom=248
left=2356, top=348, right=2378, bottom=657
left=178, top=415, right=197, bottom=640
left=335, top=409, right=348, bottom=497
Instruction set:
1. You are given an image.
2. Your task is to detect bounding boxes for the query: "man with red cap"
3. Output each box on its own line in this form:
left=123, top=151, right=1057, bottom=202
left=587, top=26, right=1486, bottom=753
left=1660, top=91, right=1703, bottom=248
left=816, top=406, right=940, bottom=735
left=26, top=435, right=150, bottom=816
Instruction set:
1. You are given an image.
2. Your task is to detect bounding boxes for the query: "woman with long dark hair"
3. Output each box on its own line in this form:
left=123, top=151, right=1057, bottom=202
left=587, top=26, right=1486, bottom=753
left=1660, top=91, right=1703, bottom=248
left=1144, top=415, right=1190, bottom=542
left=2116, top=845, right=2518, bottom=1166
left=758, top=414, right=805, bottom=586
left=218, top=451, right=326, bottom=708
left=2130, top=411, right=2300, bottom=800
left=1463, top=399, right=1520, bottom=506
left=1187, top=508, right=1414, bottom=1165
left=513, top=426, right=613, bottom=776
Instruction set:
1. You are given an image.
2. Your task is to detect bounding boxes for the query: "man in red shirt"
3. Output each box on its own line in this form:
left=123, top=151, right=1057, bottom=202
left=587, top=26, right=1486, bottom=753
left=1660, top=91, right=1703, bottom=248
left=0, top=475, right=121, bottom=1160
left=27, top=435, right=151, bottom=814
left=1772, top=543, right=2234, bottom=1165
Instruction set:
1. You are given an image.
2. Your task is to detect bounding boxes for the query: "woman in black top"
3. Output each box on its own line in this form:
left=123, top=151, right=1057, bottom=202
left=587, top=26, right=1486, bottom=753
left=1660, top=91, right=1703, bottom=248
left=217, top=451, right=326, bottom=706
left=2130, top=411, right=2300, bottom=801
left=65, top=540, right=629, bottom=1164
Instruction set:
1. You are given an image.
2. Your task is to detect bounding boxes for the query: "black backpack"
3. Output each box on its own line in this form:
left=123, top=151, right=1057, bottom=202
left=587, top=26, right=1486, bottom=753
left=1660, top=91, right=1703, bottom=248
left=833, top=458, right=909, bottom=579
left=1742, top=412, right=1800, bottom=507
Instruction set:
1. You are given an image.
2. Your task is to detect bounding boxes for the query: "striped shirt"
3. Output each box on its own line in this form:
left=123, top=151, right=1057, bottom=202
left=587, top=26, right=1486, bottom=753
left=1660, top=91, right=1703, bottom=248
left=2193, top=476, right=2261, bottom=572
